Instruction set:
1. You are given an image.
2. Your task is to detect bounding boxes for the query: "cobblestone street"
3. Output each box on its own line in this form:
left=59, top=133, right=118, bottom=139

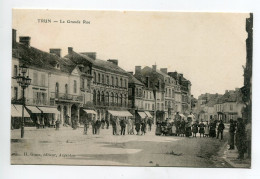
left=11, top=126, right=231, bottom=167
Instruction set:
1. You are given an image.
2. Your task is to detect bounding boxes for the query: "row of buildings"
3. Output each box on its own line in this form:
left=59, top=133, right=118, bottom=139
left=193, top=89, right=244, bottom=123
left=11, top=29, right=192, bottom=127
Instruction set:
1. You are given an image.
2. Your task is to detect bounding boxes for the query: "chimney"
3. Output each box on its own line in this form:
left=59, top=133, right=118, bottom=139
left=225, top=90, right=229, bottom=93
left=81, top=52, right=96, bottom=60
left=146, top=76, right=150, bottom=88
left=135, top=66, right=141, bottom=74
left=19, top=36, right=31, bottom=46
left=152, top=65, right=157, bottom=71
left=107, top=59, right=118, bottom=66
left=160, top=68, right=168, bottom=74
left=128, top=71, right=134, bottom=75
left=68, top=47, right=73, bottom=54
left=50, top=48, right=61, bottom=57
left=12, top=29, right=17, bottom=48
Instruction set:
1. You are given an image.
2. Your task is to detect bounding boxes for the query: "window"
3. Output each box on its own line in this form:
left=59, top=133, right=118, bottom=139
left=14, top=65, right=18, bottom=77
left=148, top=104, right=150, bottom=110
left=55, top=82, right=59, bottom=97
left=111, top=93, right=114, bottom=104
left=152, top=104, right=155, bottom=110
left=98, top=73, right=101, bottom=83
left=230, top=104, right=233, bottom=111
left=94, top=72, right=96, bottom=82
left=120, top=94, right=123, bottom=105
left=107, top=75, right=109, bottom=85
left=97, top=91, right=100, bottom=104
left=111, top=76, right=114, bottom=86
left=125, top=79, right=127, bottom=88
left=93, top=90, right=96, bottom=104
left=33, top=72, right=38, bottom=85
left=102, top=74, right=105, bottom=84
left=41, top=74, right=45, bottom=86
left=14, top=87, right=18, bottom=100
left=120, top=78, right=122, bottom=87
left=81, top=78, right=84, bottom=89
left=65, top=84, right=68, bottom=94
left=73, top=80, right=77, bottom=93
left=116, top=77, right=118, bottom=86
left=150, top=92, right=152, bottom=99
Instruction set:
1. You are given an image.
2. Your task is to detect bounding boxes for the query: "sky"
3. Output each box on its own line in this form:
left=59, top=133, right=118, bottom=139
left=12, top=9, right=249, bottom=98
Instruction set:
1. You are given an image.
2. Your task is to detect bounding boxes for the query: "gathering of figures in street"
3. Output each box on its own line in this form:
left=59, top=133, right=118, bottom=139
left=30, top=111, right=251, bottom=161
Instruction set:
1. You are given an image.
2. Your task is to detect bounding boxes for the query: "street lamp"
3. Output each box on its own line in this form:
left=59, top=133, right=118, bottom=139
left=13, top=64, right=31, bottom=138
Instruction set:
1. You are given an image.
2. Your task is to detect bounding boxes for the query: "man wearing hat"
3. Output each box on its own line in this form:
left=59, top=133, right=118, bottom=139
left=217, top=120, right=225, bottom=140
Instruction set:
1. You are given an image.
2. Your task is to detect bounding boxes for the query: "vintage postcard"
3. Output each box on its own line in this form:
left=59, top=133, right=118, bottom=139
left=11, top=9, right=252, bottom=167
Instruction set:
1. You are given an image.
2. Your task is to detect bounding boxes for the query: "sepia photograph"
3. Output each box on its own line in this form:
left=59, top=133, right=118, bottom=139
left=10, top=9, right=252, bottom=168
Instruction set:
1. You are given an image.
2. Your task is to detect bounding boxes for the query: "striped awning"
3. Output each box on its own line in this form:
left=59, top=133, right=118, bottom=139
left=26, top=106, right=42, bottom=113
left=11, top=105, right=30, bottom=117
left=138, top=112, right=147, bottom=118
left=83, top=109, right=97, bottom=114
left=37, top=106, right=59, bottom=114
left=108, top=110, right=133, bottom=117
left=144, top=111, right=153, bottom=118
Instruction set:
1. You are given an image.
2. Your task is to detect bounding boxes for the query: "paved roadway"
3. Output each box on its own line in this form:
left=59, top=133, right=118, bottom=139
left=11, top=125, right=232, bottom=167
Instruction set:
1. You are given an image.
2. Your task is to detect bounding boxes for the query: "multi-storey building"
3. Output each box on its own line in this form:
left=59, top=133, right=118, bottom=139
left=11, top=30, right=84, bottom=127
left=64, top=48, right=131, bottom=121
left=134, top=65, right=167, bottom=121
left=214, top=89, right=244, bottom=123
left=168, top=72, right=191, bottom=114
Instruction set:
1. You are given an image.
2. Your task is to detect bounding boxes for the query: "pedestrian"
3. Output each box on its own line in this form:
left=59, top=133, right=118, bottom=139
left=95, top=119, right=101, bottom=135
left=105, top=118, right=109, bottom=129
left=216, top=120, right=225, bottom=140
left=204, top=121, right=210, bottom=137
left=116, top=117, right=120, bottom=135
left=120, top=119, right=126, bottom=135
left=147, top=118, right=153, bottom=131
left=36, top=116, right=40, bottom=129
left=235, top=118, right=247, bottom=160
left=185, top=118, right=192, bottom=137
left=141, top=118, right=147, bottom=135
left=127, top=118, right=132, bottom=134
left=91, top=117, right=97, bottom=134
left=111, top=118, right=117, bottom=135
left=83, top=118, right=90, bottom=135
left=172, top=120, right=177, bottom=136
left=175, top=119, right=181, bottom=136
left=130, top=118, right=135, bottom=135
left=180, top=118, right=186, bottom=137
left=228, top=119, right=236, bottom=150
left=199, top=120, right=205, bottom=138
left=135, top=118, right=141, bottom=135
left=55, top=119, right=60, bottom=130
left=192, top=121, right=198, bottom=137
left=209, top=120, right=216, bottom=138
left=101, top=118, right=105, bottom=129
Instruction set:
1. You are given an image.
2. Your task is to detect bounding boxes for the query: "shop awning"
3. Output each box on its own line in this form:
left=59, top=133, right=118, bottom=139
left=26, top=106, right=42, bottom=113
left=144, top=111, right=153, bottom=118
left=138, top=112, right=147, bottom=118
left=83, top=109, right=97, bottom=114
left=108, top=110, right=133, bottom=117
left=37, top=106, right=59, bottom=114
left=12, top=105, right=30, bottom=117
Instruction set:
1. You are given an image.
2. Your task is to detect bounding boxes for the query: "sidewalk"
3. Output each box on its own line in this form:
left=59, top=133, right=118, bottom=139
left=222, top=144, right=251, bottom=168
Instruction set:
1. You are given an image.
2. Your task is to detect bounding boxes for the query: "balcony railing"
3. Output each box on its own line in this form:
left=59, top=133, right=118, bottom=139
left=26, top=98, right=53, bottom=106
left=50, top=92, right=83, bottom=102
left=93, top=101, right=127, bottom=108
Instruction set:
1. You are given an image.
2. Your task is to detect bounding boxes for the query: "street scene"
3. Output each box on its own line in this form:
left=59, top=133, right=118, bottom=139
left=11, top=10, right=252, bottom=168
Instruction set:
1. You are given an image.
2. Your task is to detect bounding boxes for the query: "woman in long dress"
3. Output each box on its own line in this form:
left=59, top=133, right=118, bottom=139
left=204, top=121, right=210, bottom=137
left=127, top=118, right=132, bottom=134
left=116, top=117, right=120, bottom=135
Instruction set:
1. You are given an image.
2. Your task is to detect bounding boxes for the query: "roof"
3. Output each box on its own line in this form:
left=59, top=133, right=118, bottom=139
left=13, top=42, right=76, bottom=74
left=127, top=73, right=144, bottom=86
left=64, top=51, right=128, bottom=75
left=216, top=90, right=243, bottom=104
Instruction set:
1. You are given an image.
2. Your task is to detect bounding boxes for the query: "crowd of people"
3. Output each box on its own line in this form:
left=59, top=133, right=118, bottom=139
left=81, top=116, right=154, bottom=136
left=49, top=111, right=251, bottom=160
